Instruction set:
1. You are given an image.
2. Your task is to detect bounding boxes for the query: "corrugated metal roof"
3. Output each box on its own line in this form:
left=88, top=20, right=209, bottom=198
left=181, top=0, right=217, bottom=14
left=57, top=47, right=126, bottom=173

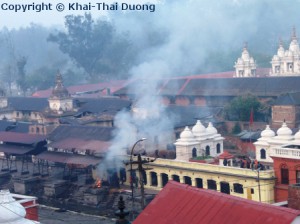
left=0, top=132, right=46, bottom=144
left=77, top=98, right=131, bottom=114
left=0, top=144, right=34, bottom=155
left=274, top=92, right=300, bottom=105
left=48, top=125, right=114, bottom=142
left=47, top=138, right=110, bottom=153
left=32, top=80, right=128, bottom=98
left=134, top=181, right=300, bottom=224
left=36, top=151, right=100, bottom=165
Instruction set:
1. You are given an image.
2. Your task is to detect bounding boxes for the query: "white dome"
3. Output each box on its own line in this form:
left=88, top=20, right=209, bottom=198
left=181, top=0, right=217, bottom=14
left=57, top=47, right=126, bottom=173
left=272, top=55, right=279, bottom=61
left=192, top=120, right=206, bottom=135
left=261, top=125, right=275, bottom=138
left=277, top=122, right=292, bottom=136
left=206, top=122, right=218, bottom=135
left=295, top=130, right=300, bottom=140
left=180, top=126, right=195, bottom=140
left=0, top=190, right=33, bottom=224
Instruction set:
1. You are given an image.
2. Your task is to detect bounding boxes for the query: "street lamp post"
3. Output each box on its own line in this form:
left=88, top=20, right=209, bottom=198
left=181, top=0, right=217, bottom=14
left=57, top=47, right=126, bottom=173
left=130, top=138, right=146, bottom=220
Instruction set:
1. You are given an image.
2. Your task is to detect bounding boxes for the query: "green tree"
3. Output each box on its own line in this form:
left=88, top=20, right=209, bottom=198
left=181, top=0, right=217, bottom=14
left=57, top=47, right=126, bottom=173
left=16, top=56, right=28, bottom=96
left=232, top=122, right=241, bottom=134
left=224, top=94, right=262, bottom=121
left=48, top=13, right=133, bottom=82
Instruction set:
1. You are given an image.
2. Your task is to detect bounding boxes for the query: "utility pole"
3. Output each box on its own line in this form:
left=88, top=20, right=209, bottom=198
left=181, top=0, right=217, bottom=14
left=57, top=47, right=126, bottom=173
left=129, top=154, right=155, bottom=209
left=257, top=168, right=261, bottom=202
left=126, top=150, right=157, bottom=220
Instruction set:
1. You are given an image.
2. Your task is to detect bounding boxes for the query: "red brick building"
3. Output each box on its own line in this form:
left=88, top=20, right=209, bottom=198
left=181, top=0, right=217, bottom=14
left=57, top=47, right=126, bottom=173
left=270, top=143, right=300, bottom=202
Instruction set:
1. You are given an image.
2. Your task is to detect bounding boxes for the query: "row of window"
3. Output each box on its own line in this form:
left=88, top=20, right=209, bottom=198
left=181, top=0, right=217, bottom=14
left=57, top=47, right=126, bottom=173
left=192, top=144, right=221, bottom=158
left=281, top=165, right=300, bottom=184
left=16, top=111, right=39, bottom=118
left=146, top=172, right=245, bottom=194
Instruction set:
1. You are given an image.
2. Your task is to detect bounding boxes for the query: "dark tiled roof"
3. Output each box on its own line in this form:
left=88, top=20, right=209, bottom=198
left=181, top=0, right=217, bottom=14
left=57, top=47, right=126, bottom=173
left=134, top=181, right=300, bottom=224
left=76, top=98, right=131, bottom=114
left=274, top=92, right=300, bottom=105
left=115, top=76, right=300, bottom=97
left=0, top=120, right=30, bottom=133
left=178, top=77, right=300, bottom=96
left=8, top=97, right=48, bottom=112
left=48, top=125, right=114, bottom=142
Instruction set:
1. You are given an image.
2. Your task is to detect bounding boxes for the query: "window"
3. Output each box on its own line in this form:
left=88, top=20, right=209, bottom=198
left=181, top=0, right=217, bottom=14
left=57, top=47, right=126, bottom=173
left=205, top=146, right=210, bottom=156
left=233, top=183, right=244, bottom=194
left=260, top=149, right=266, bottom=159
left=281, top=165, right=289, bottom=184
left=207, top=180, right=217, bottom=190
left=287, top=63, right=294, bottom=72
left=216, top=144, right=221, bottom=154
left=297, top=170, right=300, bottom=184
left=251, top=188, right=254, bottom=194
left=192, top=147, right=197, bottom=158
left=16, top=112, right=19, bottom=117
left=275, top=65, right=280, bottom=73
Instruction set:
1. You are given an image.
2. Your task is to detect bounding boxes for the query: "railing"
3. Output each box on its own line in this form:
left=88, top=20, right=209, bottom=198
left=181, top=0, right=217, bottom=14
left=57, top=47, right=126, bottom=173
left=271, top=147, right=300, bottom=159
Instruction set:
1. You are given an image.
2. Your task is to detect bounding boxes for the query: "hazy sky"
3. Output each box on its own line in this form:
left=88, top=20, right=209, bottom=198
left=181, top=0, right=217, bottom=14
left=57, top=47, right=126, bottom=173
left=0, top=0, right=158, bottom=29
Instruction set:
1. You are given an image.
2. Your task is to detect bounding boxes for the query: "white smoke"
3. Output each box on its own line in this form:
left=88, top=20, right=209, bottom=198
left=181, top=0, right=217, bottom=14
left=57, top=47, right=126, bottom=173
left=100, top=0, right=300, bottom=173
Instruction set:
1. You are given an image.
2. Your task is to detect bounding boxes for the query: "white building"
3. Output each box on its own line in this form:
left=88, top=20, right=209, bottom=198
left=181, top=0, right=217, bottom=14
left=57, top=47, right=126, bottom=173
left=175, top=120, right=224, bottom=161
left=234, top=43, right=257, bottom=77
left=0, top=189, right=40, bottom=224
left=270, top=27, right=300, bottom=76
left=255, top=122, right=300, bottom=164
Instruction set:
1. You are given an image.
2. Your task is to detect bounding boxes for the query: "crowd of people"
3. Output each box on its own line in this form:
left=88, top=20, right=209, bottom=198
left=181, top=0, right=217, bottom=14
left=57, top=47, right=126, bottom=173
left=223, top=157, right=265, bottom=170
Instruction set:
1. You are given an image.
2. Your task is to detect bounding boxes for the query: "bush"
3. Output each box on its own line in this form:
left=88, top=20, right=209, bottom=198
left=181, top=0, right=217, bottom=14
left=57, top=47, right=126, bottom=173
left=232, top=122, right=241, bottom=134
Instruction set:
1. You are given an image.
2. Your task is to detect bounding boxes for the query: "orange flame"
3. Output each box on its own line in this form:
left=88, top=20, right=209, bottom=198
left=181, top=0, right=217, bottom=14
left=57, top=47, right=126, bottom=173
left=95, top=179, right=101, bottom=188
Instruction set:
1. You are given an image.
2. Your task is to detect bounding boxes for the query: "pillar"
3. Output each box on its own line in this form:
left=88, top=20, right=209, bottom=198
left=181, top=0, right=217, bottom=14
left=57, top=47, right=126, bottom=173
left=179, top=176, right=184, bottom=184
left=191, top=178, right=196, bottom=187
left=157, top=173, right=162, bottom=188
left=146, top=172, right=151, bottom=187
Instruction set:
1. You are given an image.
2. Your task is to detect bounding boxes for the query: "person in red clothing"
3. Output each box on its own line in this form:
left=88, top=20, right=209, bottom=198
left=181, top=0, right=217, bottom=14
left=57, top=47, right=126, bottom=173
left=254, top=159, right=258, bottom=169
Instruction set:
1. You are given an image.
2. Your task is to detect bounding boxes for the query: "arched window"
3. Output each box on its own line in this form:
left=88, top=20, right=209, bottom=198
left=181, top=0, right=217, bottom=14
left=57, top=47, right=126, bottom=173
left=192, top=147, right=197, bottom=158
left=36, top=127, right=40, bottom=134
left=233, top=183, right=244, bottom=194
left=216, top=144, right=221, bottom=154
left=281, top=164, right=289, bottom=184
left=260, top=149, right=266, bottom=159
left=296, top=166, right=300, bottom=184
left=205, top=146, right=210, bottom=156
